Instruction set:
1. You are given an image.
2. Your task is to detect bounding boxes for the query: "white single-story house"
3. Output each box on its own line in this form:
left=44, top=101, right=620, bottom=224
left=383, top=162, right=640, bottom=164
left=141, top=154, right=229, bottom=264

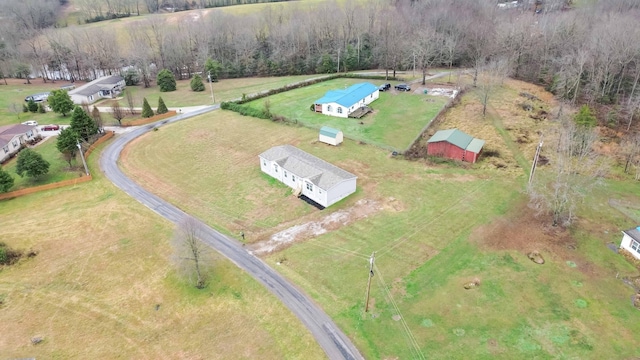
left=0, top=124, right=40, bottom=163
left=621, top=226, right=640, bottom=260
left=313, top=82, right=379, bottom=118
left=319, top=126, right=343, bottom=146
left=258, top=145, right=357, bottom=209
left=69, top=75, right=125, bottom=104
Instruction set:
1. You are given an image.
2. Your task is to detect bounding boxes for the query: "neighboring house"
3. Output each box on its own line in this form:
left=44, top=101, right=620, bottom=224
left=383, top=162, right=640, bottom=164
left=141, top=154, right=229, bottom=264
left=427, top=128, right=485, bottom=163
left=259, top=145, right=357, bottom=209
left=0, top=124, right=40, bottom=163
left=621, top=226, right=640, bottom=261
left=68, top=75, right=125, bottom=104
left=313, top=82, right=379, bottom=118
left=319, top=126, right=343, bottom=146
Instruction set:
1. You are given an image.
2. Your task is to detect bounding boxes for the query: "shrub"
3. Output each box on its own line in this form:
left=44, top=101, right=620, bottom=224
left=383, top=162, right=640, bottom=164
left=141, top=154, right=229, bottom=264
left=190, top=74, right=205, bottom=92
left=37, top=103, right=46, bottom=113
left=157, top=69, right=176, bottom=92
left=141, top=98, right=154, bottom=118
left=157, top=97, right=168, bottom=115
left=27, top=99, right=38, bottom=113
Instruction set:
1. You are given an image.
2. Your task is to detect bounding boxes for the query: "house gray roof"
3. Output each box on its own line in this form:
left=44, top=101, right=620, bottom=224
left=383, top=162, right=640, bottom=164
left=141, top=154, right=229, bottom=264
left=0, top=124, right=35, bottom=147
left=259, top=145, right=356, bottom=190
left=70, top=75, right=124, bottom=97
left=623, top=227, right=640, bottom=242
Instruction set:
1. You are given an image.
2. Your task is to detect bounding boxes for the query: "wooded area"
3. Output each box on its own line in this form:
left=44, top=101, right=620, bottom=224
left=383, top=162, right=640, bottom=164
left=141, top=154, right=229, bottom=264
left=0, top=0, right=639, bottom=128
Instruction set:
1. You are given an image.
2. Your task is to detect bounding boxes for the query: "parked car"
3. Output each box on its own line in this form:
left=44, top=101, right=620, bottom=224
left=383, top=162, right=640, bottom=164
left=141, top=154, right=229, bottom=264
left=395, top=84, right=411, bottom=91
left=22, top=120, right=38, bottom=126
left=24, top=92, right=50, bottom=102
left=379, top=83, right=391, bottom=91
left=42, top=124, right=60, bottom=131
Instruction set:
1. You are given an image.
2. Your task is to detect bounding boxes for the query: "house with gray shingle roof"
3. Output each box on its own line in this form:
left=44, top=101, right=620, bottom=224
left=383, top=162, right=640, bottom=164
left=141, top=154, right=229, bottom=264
left=68, top=75, right=125, bottom=104
left=621, top=226, right=640, bottom=260
left=313, top=83, right=379, bottom=118
left=427, top=128, right=485, bottom=163
left=258, top=145, right=357, bottom=209
left=0, top=124, right=40, bottom=163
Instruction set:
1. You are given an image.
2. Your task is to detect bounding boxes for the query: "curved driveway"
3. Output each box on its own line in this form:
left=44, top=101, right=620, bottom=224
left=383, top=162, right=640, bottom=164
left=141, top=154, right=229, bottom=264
left=99, top=106, right=363, bottom=360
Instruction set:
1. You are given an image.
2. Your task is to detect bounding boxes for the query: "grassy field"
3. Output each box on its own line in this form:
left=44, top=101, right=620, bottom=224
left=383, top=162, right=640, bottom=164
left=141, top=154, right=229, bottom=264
left=241, top=78, right=448, bottom=150
left=0, top=79, right=76, bottom=127
left=120, top=80, right=640, bottom=359
left=0, top=142, right=325, bottom=358
left=99, top=75, right=322, bottom=110
left=1, top=137, right=82, bottom=191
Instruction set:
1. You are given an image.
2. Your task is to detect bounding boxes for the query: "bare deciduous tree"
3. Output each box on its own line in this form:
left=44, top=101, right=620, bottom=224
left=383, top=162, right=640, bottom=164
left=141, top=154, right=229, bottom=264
left=478, top=58, right=512, bottom=117
left=110, top=101, right=126, bottom=126
left=125, top=90, right=136, bottom=115
left=529, top=120, right=608, bottom=227
left=171, top=217, right=212, bottom=289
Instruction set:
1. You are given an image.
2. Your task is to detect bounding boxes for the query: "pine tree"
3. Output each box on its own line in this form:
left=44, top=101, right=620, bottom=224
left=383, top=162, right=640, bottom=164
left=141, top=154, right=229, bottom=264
left=15, top=149, right=50, bottom=179
left=48, top=89, right=75, bottom=116
left=70, top=106, right=98, bottom=141
left=56, top=127, right=80, bottom=166
left=141, top=98, right=154, bottom=118
left=157, top=69, right=176, bottom=92
left=574, top=105, right=597, bottom=128
left=27, top=99, right=38, bottom=112
left=0, top=166, right=14, bottom=193
left=157, top=97, right=168, bottom=114
left=190, top=74, right=205, bottom=92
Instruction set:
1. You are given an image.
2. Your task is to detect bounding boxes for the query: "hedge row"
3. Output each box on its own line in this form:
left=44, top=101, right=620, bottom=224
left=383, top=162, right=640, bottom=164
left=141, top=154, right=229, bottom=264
left=220, top=102, right=270, bottom=119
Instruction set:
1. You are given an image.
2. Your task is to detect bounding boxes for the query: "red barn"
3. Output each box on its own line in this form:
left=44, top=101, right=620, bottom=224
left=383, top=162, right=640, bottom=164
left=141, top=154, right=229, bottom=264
left=427, top=129, right=485, bottom=163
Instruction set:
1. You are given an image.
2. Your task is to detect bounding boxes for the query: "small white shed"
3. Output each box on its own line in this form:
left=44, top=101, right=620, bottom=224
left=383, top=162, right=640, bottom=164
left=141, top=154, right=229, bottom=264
left=319, top=126, right=343, bottom=146
left=621, top=226, right=640, bottom=260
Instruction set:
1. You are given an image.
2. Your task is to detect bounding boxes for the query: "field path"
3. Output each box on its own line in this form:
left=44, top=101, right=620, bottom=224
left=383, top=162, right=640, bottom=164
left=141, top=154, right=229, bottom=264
left=99, top=105, right=363, bottom=360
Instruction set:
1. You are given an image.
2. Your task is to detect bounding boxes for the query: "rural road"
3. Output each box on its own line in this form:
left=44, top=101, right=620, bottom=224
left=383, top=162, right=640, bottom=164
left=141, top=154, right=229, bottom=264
left=99, top=105, right=363, bottom=360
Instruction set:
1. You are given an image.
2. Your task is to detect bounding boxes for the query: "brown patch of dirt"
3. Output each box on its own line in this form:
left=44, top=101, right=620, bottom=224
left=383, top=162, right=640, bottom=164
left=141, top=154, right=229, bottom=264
left=471, top=202, right=601, bottom=277
left=249, top=198, right=385, bottom=255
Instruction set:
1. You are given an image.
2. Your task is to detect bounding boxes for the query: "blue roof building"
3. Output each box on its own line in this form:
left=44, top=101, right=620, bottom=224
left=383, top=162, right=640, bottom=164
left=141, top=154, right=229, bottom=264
left=313, top=82, right=379, bottom=118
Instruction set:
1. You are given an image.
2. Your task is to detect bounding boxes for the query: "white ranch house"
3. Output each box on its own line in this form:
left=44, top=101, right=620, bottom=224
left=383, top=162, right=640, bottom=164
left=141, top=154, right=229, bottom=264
left=621, top=226, right=640, bottom=261
left=313, top=82, right=379, bottom=118
left=0, top=124, right=40, bottom=163
left=319, top=126, right=343, bottom=146
left=69, top=75, right=125, bottom=104
left=259, top=145, right=357, bottom=209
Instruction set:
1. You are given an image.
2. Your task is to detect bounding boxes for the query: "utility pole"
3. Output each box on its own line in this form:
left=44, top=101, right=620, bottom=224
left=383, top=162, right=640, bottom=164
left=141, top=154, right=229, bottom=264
left=77, top=140, right=89, bottom=176
left=337, top=48, right=341, bottom=73
left=364, top=252, right=376, bottom=313
left=529, top=135, right=543, bottom=185
left=413, top=52, right=416, bottom=78
left=207, top=71, right=215, bottom=104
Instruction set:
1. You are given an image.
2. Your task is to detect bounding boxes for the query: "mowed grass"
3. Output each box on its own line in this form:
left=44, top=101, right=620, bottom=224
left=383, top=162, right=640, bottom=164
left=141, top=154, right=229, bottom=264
left=242, top=78, right=448, bottom=150
left=0, top=142, right=325, bottom=359
left=0, top=79, right=76, bottom=127
left=105, top=75, right=321, bottom=110
left=121, top=102, right=640, bottom=358
left=2, top=137, right=82, bottom=191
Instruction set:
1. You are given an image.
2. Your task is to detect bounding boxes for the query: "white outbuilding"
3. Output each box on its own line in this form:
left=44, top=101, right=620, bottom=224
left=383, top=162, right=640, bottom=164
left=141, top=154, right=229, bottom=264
left=319, top=126, right=343, bottom=146
left=258, top=145, right=357, bottom=209
left=621, top=226, right=640, bottom=260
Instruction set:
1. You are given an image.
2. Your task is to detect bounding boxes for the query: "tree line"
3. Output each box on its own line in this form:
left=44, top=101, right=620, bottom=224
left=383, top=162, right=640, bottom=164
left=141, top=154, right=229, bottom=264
left=1, top=0, right=640, bottom=126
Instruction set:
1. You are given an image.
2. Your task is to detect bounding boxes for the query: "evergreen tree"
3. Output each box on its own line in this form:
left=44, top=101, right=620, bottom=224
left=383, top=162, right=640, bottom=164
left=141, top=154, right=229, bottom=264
left=157, top=69, right=176, bottom=92
left=157, top=97, right=168, bottom=114
left=27, top=99, right=38, bottom=112
left=204, top=58, right=222, bottom=82
left=190, top=74, right=205, bottom=92
left=124, top=68, right=140, bottom=86
left=574, top=105, right=597, bottom=128
left=141, top=98, right=154, bottom=118
left=37, top=103, right=46, bottom=113
left=56, top=127, right=80, bottom=166
left=15, top=149, right=50, bottom=179
left=70, top=106, right=98, bottom=141
left=48, top=89, right=74, bottom=116
left=0, top=166, right=14, bottom=193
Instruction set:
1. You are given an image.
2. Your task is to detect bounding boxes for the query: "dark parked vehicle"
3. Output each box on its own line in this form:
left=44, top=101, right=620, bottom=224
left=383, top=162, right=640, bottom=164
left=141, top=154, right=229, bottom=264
left=395, top=84, right=411, bottom=91
left=379, top=83, right=391, bottom=91
left=42, top=124, right=60, bottom=131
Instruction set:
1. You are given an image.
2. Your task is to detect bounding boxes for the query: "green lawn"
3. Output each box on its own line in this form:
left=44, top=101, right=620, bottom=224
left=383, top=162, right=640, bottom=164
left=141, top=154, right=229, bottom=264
left=0, top=135, right=324, bottom=359
left=2, top=137, right=82, bottom=191
left=104, top=75, right=323, bottom=110
left=0, top=81, right=75, bottom=127
left=242, top=78, right=448, bottom=150
left=121, top=107, right=640, bottom=359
